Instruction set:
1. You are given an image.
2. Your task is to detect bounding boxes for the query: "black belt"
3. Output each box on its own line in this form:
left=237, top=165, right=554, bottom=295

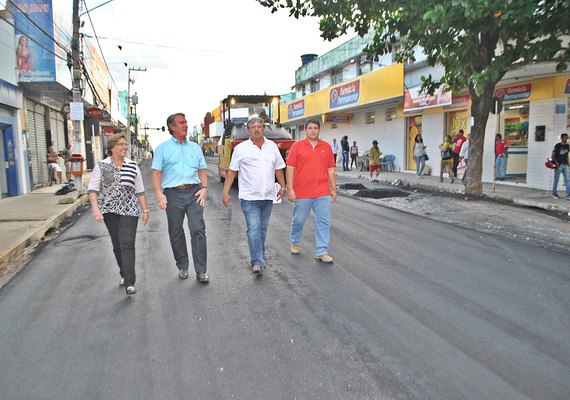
left=171, top=184, right=196, bottom=190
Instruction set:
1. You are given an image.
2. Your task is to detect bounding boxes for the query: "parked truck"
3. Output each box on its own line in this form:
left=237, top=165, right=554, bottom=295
left=217, top=94, right=295, bottom=181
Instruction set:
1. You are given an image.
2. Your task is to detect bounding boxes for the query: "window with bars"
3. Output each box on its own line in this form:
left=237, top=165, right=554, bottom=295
left=365, top=111, right=375, bottom=124
left=310, top=80, right=320, bottom=93
left=331, top=69, right=343, bottom=85
left=385, top=107, right=397, bottom=122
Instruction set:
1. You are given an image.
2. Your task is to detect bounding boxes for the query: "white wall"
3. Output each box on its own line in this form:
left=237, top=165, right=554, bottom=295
left=0, top=16, right=17, bottom=83
left=317, top=105, right=406, bottom=171
left=421, top=113, right=446, bottom=176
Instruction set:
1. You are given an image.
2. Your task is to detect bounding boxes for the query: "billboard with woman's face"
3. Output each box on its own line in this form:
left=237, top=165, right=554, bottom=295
left=13, top=0, right=56, bottom=82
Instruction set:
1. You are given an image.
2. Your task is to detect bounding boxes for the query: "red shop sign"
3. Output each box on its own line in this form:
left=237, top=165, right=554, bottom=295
left=87, top=107, right=104, bottom=119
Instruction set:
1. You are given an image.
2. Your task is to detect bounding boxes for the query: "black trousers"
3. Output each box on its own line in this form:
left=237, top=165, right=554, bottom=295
left=164, top=187, right=207, bottom=273
left=103, top=213, right=139, bottom=286
left=452, top=152, right=461, bottom=177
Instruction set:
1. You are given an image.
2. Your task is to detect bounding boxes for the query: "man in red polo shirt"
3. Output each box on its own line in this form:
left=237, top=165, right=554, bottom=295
left=287, top=118, right=337, bottom=263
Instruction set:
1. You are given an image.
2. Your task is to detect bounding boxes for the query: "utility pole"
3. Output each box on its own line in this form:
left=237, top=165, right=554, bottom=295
left=126, top=67, right=146, bottom=159
left=71, top=0, right=84, bottom=190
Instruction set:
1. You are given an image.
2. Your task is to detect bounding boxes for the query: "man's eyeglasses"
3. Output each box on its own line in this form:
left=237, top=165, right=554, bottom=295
left=248, top=125, right=265, bottom=130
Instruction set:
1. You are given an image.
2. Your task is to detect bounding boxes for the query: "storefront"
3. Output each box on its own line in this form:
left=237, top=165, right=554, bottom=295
left=493, top=83, right=532, bottom=181
left=0, top=79, right=24, bottom=197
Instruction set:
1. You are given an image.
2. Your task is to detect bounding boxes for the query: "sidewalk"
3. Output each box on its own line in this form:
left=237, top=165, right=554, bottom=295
left=0, top=165, right=568, bottom=283
left=335, top=167, right=570, bottom=214
left=0, top=171, right=92, bottom=284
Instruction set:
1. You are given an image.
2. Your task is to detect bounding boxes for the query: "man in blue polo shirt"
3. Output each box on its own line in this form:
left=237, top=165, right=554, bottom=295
left=152, top=113, right=209, bottom=283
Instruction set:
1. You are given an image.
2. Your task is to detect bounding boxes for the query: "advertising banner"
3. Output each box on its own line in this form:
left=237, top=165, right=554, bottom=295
left=13, top=0, right=56, bottom=82
left=494, top=83, right=532, bottom=102
left=287, top=99, right=305, bottom=120
left=564, top=78, right=570, bottom=95
left=324, top=113, right=352, bottom=123
left=404, top=85, right=452, bottom=112
left=443, top=94, right=471, bottom=111
left=330, top=80, right=360, bottom=109
left=84, top=41, right=111, bottom=108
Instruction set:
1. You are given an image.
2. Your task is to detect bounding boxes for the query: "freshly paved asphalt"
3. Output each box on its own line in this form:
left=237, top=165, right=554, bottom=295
left=0, top=161, right=568, bottom=399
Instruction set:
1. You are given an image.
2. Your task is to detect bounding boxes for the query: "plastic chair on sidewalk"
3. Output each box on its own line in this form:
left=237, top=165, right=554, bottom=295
left=380, top=154, right=395, bottom=172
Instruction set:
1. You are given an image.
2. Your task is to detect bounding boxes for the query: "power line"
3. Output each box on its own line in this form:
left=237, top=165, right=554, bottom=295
left=80, top=0, right=119, bottom=92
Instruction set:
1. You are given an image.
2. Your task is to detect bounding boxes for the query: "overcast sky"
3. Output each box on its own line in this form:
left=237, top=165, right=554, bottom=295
left=82, top=0, right=351, bottom=146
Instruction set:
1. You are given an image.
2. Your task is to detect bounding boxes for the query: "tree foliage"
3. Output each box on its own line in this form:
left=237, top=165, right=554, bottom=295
left=258, top=0, right=570, bottom=195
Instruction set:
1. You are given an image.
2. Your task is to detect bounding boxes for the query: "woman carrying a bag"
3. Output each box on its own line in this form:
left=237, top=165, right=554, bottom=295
left=439, top=135, right=454, bottom=183
left=413, top=134, right=427, bottom=178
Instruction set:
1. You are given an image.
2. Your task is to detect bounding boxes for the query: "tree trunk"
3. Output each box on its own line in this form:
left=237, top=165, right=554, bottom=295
left=465, top=86, right=495, bottom=197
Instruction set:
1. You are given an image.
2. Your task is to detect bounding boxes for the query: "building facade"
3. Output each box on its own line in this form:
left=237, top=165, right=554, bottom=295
left=0, top=0, right=126, bottom=197
left=278, top=34, right=570, bottom=192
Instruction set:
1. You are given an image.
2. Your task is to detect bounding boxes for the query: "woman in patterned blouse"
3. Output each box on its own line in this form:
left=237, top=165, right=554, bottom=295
left=88, top=134, right=149, bottom=295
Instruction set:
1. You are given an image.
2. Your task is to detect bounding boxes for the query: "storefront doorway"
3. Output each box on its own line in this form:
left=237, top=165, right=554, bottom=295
left=407, top=116, right=422, bottom=170
left=500, top=102, right=529, bottom=181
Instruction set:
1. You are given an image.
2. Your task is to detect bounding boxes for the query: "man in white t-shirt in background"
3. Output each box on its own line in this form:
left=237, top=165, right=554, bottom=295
left=330, top=138, right=339, bottom=165
left=221, top=117, right=287, bottom=274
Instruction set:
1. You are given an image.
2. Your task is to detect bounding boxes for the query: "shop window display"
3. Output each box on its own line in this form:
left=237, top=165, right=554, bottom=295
left=503, top=103, right=529, bottom=146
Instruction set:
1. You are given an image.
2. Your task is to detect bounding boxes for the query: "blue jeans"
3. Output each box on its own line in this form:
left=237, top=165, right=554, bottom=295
left=342, top=151, right=349, bottom=170
left=164, top=187, right=207, bottom=273
left=496, top=155, right=507, bottom=179
left=290, top=196, right=332, bottom=256
left=552, top=163, right=570, bottom=196
left=414, top=155, right=425, bottom=176
left=240, top=199, right=273, bottom=267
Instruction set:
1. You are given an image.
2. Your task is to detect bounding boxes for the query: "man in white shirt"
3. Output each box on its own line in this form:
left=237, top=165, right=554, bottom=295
left=330, top=138, right=339, bottom=165
left=221, top=117, right=286, bottom=274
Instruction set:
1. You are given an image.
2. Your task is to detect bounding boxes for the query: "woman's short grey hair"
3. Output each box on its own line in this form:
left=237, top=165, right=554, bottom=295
left=107, top=133, right=128, bottom=157
left=304, top=118, right=320, bottom=129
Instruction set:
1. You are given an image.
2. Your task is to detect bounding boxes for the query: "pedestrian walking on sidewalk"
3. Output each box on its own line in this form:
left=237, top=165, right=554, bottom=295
left=88, top=133, right=149, bottom=295
left=287, top=118, right=337, bottom=263
left=413, top=134, right=427, bottom=178
left=221, top=117, right=286, bottom=275
left=151, top=113, right=210, bottom=283
left=341, top=135, right=349, bottom=171
left=551, top=133, right=570, bottom=200
left=439, top=135, right=454, bottom=183
left=369, top=140, right=382, bottom=181
left=350, top=141, right=359, bottom=169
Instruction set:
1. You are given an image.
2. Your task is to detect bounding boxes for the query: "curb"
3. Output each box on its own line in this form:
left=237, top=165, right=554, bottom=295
left=0, top=192, right=89, bottom=286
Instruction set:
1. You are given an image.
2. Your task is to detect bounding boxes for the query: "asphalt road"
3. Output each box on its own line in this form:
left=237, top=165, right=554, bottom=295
left=0, top=161, right=569, bottom=400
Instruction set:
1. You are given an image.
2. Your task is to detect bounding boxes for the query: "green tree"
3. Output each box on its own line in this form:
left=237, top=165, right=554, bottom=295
left=259, top=0, right=570, bottom=196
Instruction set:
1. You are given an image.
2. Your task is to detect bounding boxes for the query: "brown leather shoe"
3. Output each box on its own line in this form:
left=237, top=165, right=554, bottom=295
left=315, top=254, right=334, bottom=263
left=290, top=244, right=300, bottom=254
